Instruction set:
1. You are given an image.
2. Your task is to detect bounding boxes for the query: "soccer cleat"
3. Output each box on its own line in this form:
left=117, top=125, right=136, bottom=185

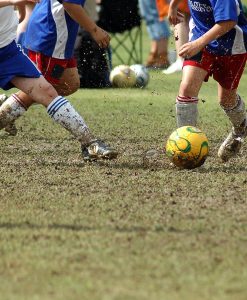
left=0, top=94, right=18, bottom=136
left=218, top=124, right=247, bottom=162
left=4, top=122, right=18, bottom=136
left=81, top=139, right=118, bottom=161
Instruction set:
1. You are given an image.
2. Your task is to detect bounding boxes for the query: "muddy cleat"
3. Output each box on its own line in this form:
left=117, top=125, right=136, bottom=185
left=4, top=122, right=18, bottom=136
left=0, top=94, right=18, bottom=136
left=218, top=125, right=247, bottom=162
left=81, top=139, right=118, bottom=161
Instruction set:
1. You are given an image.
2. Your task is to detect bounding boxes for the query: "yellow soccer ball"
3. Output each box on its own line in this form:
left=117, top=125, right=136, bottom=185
left=110, top=65, right=136, bottom=88
left=166, top=126, right=209, bottom=169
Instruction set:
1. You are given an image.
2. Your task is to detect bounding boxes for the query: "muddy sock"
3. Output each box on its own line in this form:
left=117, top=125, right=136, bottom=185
left=47, top=96, right=94, bottom=145
left=176, top=96, right=198, bottom=127
left=221, top=95, right=247, bottom=135
left=0, top=94, right=26, bottom=129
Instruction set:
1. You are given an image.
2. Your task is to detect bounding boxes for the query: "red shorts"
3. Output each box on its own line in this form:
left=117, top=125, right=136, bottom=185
left=184, top=50, right=247, bottom=90
left=28, top=50, right=77, bottom=84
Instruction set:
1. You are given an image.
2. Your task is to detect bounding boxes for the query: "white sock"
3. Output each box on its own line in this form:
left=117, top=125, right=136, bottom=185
left=221, top=95, right=246, bottom=133
left=47, top=96, right=94, bottom=145
left=0, top=94, right=26, bottom=129
left=176, top=96, right=198, bottom=127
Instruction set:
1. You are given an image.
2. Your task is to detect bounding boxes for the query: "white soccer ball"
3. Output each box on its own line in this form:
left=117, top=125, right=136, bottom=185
left=109, top=65, right=136, bottom=88
left=130, top=64, right=149, bottom=88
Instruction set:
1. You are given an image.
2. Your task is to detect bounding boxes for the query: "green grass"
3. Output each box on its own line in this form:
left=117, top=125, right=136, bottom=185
left=1, top=9, right=247, bottom=299
left=1, top=70, right=247, bottom=300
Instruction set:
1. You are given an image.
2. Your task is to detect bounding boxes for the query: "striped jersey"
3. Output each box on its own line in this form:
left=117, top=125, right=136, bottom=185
left=188, top=0, right=247, bottom=55
left=24, top=0, right=86, bottom=59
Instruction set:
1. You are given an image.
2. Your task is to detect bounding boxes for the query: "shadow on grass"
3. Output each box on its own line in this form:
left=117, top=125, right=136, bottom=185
left=96, top=159, right=247, bottom=174
left=1, top=143, right=247, bottom=173
left=0, top=222, right=204, bottom=234
left=2, top=155, right=247, bottom=174
left=194, top=164, right=247, bottom=174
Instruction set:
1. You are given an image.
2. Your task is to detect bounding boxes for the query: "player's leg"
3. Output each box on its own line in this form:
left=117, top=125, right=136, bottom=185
left=163, top=13, right=190, bottom=75
left=0, top=74, right=118, bottom=160
left=215, top=54, right=247, bottom=162
left=53, top=67, right=80, bottom=96
left=139, top=0, right=170, bottom=68
left=0, top=68, right=80, bottom=134
left=217, top=86, right=247, bottom=162
left=27, top=51, right=80, bottom=97
left=1, top=57, right=80, bottom=134
left=0, top=76, right=89, bottom=138
left=176, top=65, right=207, bottom=127
left=1, top=68, right=80, bottom=108
left=12, top=76, right=118, bottom=160
left=218, top=87, right=247, bottom=134
left=0, top=94, right=18, bottom=135
left=0, top=56, right=79, bottom=135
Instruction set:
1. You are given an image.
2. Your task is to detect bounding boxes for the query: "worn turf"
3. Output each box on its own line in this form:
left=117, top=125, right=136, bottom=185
left=0, top=68, right=247, bottom=300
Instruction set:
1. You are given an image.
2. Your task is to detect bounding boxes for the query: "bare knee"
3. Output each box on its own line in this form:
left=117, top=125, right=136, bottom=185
left=179, top=66, right=206, bottom=97
left=31, top=79, right=58, bottom=106
left=65, top=81, right=80, bottom=96
left=38, top=82, right=57, bottom=99
left=55, top=79, right=80, bottom=96
left=179, top=81, right=197, bottom=97
left=57, top=67, right=80, bottom=96
left=11, top=76, right=58, bottom=107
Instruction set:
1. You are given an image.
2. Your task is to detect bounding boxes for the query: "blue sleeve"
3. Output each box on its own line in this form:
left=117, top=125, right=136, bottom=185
left=210, top=0, right=238, bottom=23
left=63, top=0, right=86, bottom=5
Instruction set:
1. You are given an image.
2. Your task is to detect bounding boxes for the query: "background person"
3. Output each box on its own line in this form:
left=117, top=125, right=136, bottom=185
left=139, top=0, right=171, bottom=69
left=157, top=0, right=190, bottom=74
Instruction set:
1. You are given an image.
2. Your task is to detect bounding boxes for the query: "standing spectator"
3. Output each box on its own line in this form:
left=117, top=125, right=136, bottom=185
left=139, top=0, right=171, bottom=69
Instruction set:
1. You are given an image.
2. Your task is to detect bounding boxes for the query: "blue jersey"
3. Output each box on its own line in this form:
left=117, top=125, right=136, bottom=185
left=188, top=0, right=247, bottom=55
left=24, top=0, right=86, bottom=59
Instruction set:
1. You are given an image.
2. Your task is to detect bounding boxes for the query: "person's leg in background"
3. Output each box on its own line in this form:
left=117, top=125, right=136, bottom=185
left=163, top=11, right=190, bottom=74
left=139, top=0, right=170, bottom=69
left=156, top=0, right=190, bottom=75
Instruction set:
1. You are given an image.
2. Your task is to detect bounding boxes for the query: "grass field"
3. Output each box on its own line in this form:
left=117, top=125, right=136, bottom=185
left=1, top=70, right=247, bottom=300
left=1, top=13, right=247, bottom=300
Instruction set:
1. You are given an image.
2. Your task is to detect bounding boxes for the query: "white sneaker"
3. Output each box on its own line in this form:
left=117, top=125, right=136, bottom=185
left=218, top=124, right=247, bottom=162
left=162, top=58, right=183, bottom=75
